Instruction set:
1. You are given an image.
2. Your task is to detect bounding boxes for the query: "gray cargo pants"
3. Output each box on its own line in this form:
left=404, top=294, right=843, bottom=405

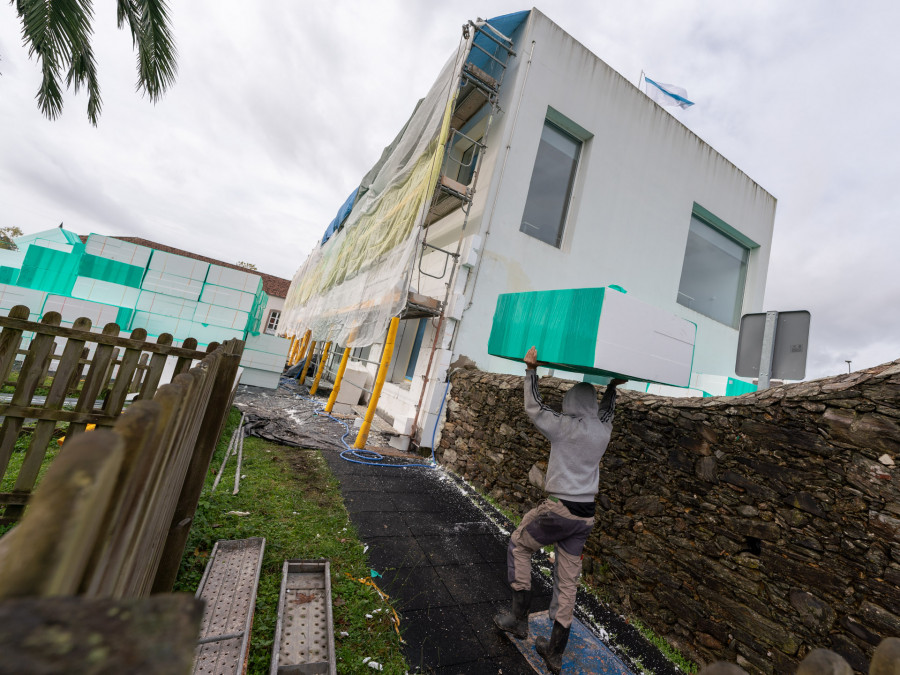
left=507, top=498, right=594, bottom=628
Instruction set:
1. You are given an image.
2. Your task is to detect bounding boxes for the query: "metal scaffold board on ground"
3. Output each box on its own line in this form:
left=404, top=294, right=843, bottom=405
left=270, top=559, right=336, bottom=675
left=193, top=537, right=266, bottom=675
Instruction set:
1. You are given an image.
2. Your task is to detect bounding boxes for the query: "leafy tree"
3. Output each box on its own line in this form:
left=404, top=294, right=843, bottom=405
left=0, top=226, right=24, bottom=239
left=236, top=261, right=258, bottom=271
left=8, top=0, right=177, bottom=125
left=0, top=226, right=22, bottom=251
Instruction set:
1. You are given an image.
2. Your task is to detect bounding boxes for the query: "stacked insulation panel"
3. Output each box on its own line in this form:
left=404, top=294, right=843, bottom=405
left=131, top=249, right=210, bottom=341
left=15, top=229, right=84, bottom=296
left=241, top=333, right=291, bottom=388
left=488, top=287, right=698, bottom=387
left=72, top=235, right=152, bottom=329
left=0, top=227, right=288, bottom=387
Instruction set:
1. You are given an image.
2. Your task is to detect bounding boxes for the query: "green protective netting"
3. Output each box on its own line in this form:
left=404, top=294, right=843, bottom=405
left=17, top=244, right=83, bottom=296
left=488, top=288, right=607, bottom=374
left=0, top=267, right=19, bottom=285
left=78, top=253, right=144, bottom=288
left=244, top=289, right=269, bottom=337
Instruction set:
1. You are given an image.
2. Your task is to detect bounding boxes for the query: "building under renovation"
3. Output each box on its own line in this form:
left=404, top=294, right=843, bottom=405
left=282, top=9, right=777, bottom=448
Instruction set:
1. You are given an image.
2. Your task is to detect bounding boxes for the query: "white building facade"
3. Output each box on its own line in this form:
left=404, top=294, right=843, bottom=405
left=287, top=9, right=776, bottom=448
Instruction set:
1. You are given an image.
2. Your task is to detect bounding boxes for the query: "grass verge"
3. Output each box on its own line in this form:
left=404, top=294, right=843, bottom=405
left=631, top=618, right=698, bottom=674
left=174, top=408, right=408, bottom=674
left=0, top=427, right=64, bottom=537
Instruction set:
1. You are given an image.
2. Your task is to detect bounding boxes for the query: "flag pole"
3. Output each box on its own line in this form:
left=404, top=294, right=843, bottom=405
left=638, top=69, right=645, bottom=92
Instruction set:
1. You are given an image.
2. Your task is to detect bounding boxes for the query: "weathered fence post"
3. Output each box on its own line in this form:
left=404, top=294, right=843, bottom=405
left=0, top=430, right=124, bottom=598
left=151, top=338, right=244, bottom=592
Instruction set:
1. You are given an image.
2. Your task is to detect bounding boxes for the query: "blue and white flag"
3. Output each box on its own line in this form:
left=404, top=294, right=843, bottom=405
left=644, top=77, right=694, bottom=109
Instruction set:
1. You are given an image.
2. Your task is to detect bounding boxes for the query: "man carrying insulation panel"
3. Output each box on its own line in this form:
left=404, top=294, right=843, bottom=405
left=494, top=346, right=626, bottom=673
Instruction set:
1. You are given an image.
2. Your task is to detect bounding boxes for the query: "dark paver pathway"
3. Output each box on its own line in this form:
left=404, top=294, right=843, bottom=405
left=324, top=455, right=548, bottom=673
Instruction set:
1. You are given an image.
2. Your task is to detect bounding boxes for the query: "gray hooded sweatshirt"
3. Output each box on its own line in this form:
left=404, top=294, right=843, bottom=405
left=524, top=369, right=617, bottom=503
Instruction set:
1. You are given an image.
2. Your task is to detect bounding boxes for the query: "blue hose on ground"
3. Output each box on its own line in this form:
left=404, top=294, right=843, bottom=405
left=281, top=377, right=451, bottom=469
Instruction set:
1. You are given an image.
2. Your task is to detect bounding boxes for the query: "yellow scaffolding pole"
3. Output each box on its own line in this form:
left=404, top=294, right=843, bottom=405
left=296, top=330, right=311, bottom=365
left=309, top=341, right=332, bottom=396
left=287, top=335, right=298, bottom=366
left=353, top=317, right=399, bottom=449
left=299, top=340, right=317, bottom=384
left=325, top=347, right=351, bottom=413
left=291, top=331, right=306, bottom=366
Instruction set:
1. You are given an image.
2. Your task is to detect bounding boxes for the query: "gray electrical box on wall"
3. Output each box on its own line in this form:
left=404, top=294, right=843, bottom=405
left=735, top=310, right=811, bottom=388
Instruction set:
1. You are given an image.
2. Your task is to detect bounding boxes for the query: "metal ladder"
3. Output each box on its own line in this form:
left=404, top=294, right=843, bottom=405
left=415, top=18, right=517, bottom=286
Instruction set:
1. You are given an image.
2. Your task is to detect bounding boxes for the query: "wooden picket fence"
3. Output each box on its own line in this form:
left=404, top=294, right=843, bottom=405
left=0, top=304, right=243, bottom=598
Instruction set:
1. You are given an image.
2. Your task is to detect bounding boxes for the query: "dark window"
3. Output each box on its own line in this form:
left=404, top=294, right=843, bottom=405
left=405, top=319, right=428, bottom=380
left=677, top=214, right=749, bottom=327
left=265, top=310, right=280, bottom=334
left=520, top=121, right=582, bottom=247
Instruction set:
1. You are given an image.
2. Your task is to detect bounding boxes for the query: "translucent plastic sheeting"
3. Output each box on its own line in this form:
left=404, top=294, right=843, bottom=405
left=281, top=40, right=470, bottom=348
left=321, top=188, right=359, bottom=245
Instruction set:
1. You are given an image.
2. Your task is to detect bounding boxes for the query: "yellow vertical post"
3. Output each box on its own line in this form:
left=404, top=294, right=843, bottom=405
left=309, top=341, right=332, bottom=396
left=287, top=336, right=297, bottom=366
left=325, top=347, right=351, bottom=413
left=298, top=330, right=312, bottom=364
left=353, top=317, right=399, bottom=449
left=299, top=340, right=317, bottom=384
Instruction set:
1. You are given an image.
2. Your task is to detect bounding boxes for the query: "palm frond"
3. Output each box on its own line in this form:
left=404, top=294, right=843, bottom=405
left=130, top=0, right=177, bottom=102
left=15, top=0, right=102, bottom=124
left=13, top=0, right=176, bottom=123
left=116, top=0, right=140, bottom=45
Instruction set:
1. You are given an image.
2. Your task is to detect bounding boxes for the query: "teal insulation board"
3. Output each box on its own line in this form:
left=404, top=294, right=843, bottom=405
left=489, top=287, right=606, bottom=371
left=17, top=244, right=81, bottom=296
left=488, top=287, right=697, bottom=387
left=78, top=254, right=144, bottom=288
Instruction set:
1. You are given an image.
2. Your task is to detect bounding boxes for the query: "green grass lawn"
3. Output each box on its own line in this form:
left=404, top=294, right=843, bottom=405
left=174, top=408, right=408, bottom=674
left=0, top=427, right=63, bottom=536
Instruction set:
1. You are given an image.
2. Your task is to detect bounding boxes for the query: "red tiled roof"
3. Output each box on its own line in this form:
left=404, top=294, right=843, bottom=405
left=78, top=235, right=291, bottom=298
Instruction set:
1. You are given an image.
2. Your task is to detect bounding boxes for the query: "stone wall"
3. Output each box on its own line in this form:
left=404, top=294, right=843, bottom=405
left=436, top=360, right=900, bottom=674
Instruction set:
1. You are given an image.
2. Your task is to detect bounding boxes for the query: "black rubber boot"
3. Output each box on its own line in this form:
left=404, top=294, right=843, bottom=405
left=535, top=620, right=571, bottom=674
left=493, top=588, right=532, bottom=639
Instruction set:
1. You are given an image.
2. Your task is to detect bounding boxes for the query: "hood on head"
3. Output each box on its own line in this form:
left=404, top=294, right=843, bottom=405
left=562, top=382, right=598, bottom=417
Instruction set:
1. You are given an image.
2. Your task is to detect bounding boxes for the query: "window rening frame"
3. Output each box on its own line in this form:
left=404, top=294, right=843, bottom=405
left=519, top=117, right=584, bottom=248
left=265, top=309, right=280, bottom=333
left=676, top=204, right=759, bottom=328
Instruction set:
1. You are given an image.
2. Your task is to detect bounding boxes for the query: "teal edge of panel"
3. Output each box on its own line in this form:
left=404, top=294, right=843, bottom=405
left=489, top=288, right=698, bottom=388
left=687, top=319, right=698, bottom=386
left=487, top=288, right=605, bottom=369
left=59, top=228, right=84, bottom=246
left=726, top=377, right=757, bottom=396
left=0, top=267, right=19, bottom=285
left=78, top=254, right=144, bottom=288
left=116, top=307, right=133, bottom=329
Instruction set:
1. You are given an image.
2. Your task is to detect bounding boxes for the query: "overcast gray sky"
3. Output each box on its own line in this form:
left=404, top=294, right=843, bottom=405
left=1, top=1, right=898, bottom=380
